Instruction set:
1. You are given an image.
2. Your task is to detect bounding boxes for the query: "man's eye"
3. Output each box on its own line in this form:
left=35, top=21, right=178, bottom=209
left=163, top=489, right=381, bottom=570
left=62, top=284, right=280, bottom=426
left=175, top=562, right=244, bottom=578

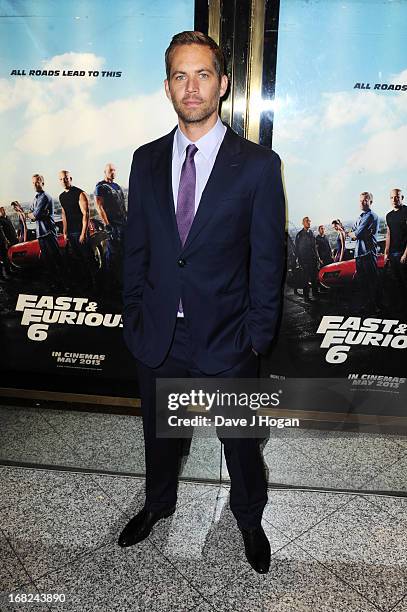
left=200, top=73, right=209, bottom=78
left=175, top=75, right=185, bottom=80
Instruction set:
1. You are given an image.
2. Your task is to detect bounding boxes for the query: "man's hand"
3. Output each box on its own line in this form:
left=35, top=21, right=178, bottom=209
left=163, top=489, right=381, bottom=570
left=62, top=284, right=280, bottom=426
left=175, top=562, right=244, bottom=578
left=79, top=233, right=86, bottom=244
left=401, top=253, right=407, bottom=265
left=384, top=252, right=388, bottom=265
left=348, top=231, right=356, bottom=240
left=27, top=212, right=35, bottom=221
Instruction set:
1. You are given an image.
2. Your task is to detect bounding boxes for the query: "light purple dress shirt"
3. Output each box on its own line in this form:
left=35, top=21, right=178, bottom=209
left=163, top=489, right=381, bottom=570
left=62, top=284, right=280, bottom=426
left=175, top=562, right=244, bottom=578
left=172, top=117, right=226, bottom=316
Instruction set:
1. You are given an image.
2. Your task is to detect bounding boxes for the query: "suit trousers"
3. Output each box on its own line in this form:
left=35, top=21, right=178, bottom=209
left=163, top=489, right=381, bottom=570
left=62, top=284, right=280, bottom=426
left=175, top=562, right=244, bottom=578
left=136, top=318, right=269, bottom=529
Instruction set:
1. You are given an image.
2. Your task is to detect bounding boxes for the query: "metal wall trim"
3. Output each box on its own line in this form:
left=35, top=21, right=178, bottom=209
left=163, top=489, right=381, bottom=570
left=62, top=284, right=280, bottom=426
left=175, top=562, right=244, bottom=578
left=208, top=0, right=221, bottom=43
left=246, top=0, right=266, bottom=142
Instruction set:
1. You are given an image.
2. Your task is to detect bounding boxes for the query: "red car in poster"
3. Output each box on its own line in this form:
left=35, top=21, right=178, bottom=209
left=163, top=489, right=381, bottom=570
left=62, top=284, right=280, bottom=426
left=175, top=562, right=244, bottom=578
left=319, top=253, right=385, bottom=288
left=7, top=219, right=106, bottom=270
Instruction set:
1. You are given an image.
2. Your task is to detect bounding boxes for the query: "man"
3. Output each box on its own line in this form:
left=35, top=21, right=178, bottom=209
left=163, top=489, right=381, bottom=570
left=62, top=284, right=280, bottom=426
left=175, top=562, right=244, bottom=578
left=29, top=174, right=64, bottom=281
left=384, top=188, right=407, bottom=311
left=58, top=170, right=93, bottom=288
left=0, top=222, right=12, bottom=279
left=95, top=163, right=127, bottom=287
left=295, top=216, right=320, bottom=301
left=349, top=192, right=379, bottom=311
left=0, top=206, right=18, bottom=246
left=315, top=224, right=333, bottom=266
left=119, top=31, right=285, bottom=574
left=0, top=206, right=17, bottom=278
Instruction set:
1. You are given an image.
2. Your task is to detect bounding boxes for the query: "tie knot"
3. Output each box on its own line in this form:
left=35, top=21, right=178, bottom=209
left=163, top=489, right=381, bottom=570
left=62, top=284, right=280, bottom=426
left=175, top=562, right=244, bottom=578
left=186, top=143, right=198, bottom=160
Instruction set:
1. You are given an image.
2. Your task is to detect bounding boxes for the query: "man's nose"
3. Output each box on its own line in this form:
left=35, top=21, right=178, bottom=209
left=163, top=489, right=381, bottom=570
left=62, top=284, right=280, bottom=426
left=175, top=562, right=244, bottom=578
left=185, top=76, right=199, bottom=92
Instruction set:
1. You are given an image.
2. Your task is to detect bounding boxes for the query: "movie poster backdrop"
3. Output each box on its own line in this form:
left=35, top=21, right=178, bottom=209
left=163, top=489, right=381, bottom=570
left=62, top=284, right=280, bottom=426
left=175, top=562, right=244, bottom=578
left=0, top=0, right=193, bottom=396
left=264, top=0, right=407, bottom=415
left=1, top=0, right=406, bottom=415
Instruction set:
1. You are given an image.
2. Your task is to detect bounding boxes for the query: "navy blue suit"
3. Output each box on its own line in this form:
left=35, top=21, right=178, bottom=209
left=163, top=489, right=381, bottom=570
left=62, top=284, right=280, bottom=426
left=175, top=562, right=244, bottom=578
left=123, top=124, right=285, bottom=373
left=123, top=124, right=285, bottom=527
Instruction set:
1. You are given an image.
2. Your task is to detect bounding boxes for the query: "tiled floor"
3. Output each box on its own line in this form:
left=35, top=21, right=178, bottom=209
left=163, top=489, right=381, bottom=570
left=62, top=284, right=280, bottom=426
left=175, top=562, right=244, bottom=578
left=0, top=405, right=221, bottom=481
left=0, top=466, right=406, bottom=612
left=1, top=404, right=406, bottom=492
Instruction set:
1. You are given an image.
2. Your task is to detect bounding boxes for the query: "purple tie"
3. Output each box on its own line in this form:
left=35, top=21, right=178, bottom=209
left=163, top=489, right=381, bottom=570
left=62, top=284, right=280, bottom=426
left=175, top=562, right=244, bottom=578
left=176, top=143, right=197, bottom=314
left=176, top=143, right=198, bottom=246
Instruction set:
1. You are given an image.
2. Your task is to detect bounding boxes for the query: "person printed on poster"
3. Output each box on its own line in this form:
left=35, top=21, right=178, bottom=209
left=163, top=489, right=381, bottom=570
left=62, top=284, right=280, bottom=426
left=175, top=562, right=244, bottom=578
left=384, top=188, right=407, bottom=316
left=58, top=170, right=96, bottom=291
left=94, top=163, right=127, bottom=291
left=27, top=174, right=66, bottom=290
left=316, top=224, right=333, bottom=266
left=10, top=201, right=28, bottom=243
left=348, top=192, right=379, bottom=313
left=295, top=216, right=321, bottom=302
left=331, top=219, right=346, bottom=263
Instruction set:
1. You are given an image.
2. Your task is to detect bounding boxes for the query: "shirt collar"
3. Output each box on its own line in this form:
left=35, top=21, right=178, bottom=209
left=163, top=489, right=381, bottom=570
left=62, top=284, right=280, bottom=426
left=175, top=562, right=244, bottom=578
left=174, top=117, right=226, bottom=161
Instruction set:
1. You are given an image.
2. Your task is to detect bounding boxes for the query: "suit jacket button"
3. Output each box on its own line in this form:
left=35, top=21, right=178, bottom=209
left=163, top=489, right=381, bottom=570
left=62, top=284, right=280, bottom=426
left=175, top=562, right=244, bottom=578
left=178, top=258, right=186, bottom=267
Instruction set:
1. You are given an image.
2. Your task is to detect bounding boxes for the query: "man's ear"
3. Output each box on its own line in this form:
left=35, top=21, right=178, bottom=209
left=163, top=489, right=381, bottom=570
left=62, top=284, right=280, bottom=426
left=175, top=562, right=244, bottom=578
left=164, top=79, right=172, bottom=102
left=220, top=74, right=228, bottom=98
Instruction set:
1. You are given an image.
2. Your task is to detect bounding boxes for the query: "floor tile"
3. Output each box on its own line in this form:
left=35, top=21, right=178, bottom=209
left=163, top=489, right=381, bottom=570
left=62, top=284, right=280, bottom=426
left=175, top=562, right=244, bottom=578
left=191, top=601, right=217, bottom=611
left=286, top=430, right=407, bottom=489
left=90, top=473, right=146, bottom=512
left=0, top=532, right=31, bottom=593
left=149, top=487, right=290, bottom=597
left=391, top=596, right=407, bottom=611
left=295, top=495, right=407, bottom=611
left=35, top=540, right=202, bottom=612
left=180, top=435, right=222, bottom=481
left=366, top=455, right=407, bottom=492
left=0, top=467, right=100, bottom=511
left=207, top=541, right=381, bottom=612
left=38, top=410, right=221, bottom=479
left=244, top=439, right=346, bottom=489
left=361, top=494, right=407, bottom=525
left=387, top=436, right=407, bottom=450
left=0, top=406, right=43, bottom=430
left=0, top=479, right=123, bottom=580
left=39, top=409, right=146, bottom=473
left=0, top=407, right=79, bottom=467
left=263, top=489, right=353, bottom=539
left=92, top=473, right=218, bottom=516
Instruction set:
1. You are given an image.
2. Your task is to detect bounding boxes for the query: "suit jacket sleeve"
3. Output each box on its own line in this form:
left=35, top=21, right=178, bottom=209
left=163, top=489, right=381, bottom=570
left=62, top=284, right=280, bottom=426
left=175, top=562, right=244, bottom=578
left=247, top=152, right=286, bottom=354
left=123, top=150, right=149, bottom=331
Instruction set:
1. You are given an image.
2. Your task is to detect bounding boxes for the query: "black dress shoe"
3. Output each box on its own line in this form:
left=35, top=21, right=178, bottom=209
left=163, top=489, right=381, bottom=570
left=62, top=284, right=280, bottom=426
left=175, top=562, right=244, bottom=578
left=238, top=525, right=271, bottom=574
left=118, top=506, right=176, bottom=548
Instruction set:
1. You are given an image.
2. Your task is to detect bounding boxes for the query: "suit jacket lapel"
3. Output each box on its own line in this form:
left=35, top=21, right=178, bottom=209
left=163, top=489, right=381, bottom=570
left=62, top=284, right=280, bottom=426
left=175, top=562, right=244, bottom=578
left=182, top=125, right=243, bottom=253
left=151, top=124, right=243, bottom=254
left=151, top=127, right=182, bottom=251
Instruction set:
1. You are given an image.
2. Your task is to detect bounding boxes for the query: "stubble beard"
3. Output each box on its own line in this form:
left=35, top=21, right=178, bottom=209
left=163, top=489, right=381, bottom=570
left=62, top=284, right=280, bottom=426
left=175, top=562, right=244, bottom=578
left=172, top=93, right=220, bottom=125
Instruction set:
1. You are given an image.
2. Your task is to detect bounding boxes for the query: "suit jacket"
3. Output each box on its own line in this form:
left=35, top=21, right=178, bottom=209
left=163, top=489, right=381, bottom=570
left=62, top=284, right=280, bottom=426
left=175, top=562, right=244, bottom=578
left=123, top=124, right=286, bottom=374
